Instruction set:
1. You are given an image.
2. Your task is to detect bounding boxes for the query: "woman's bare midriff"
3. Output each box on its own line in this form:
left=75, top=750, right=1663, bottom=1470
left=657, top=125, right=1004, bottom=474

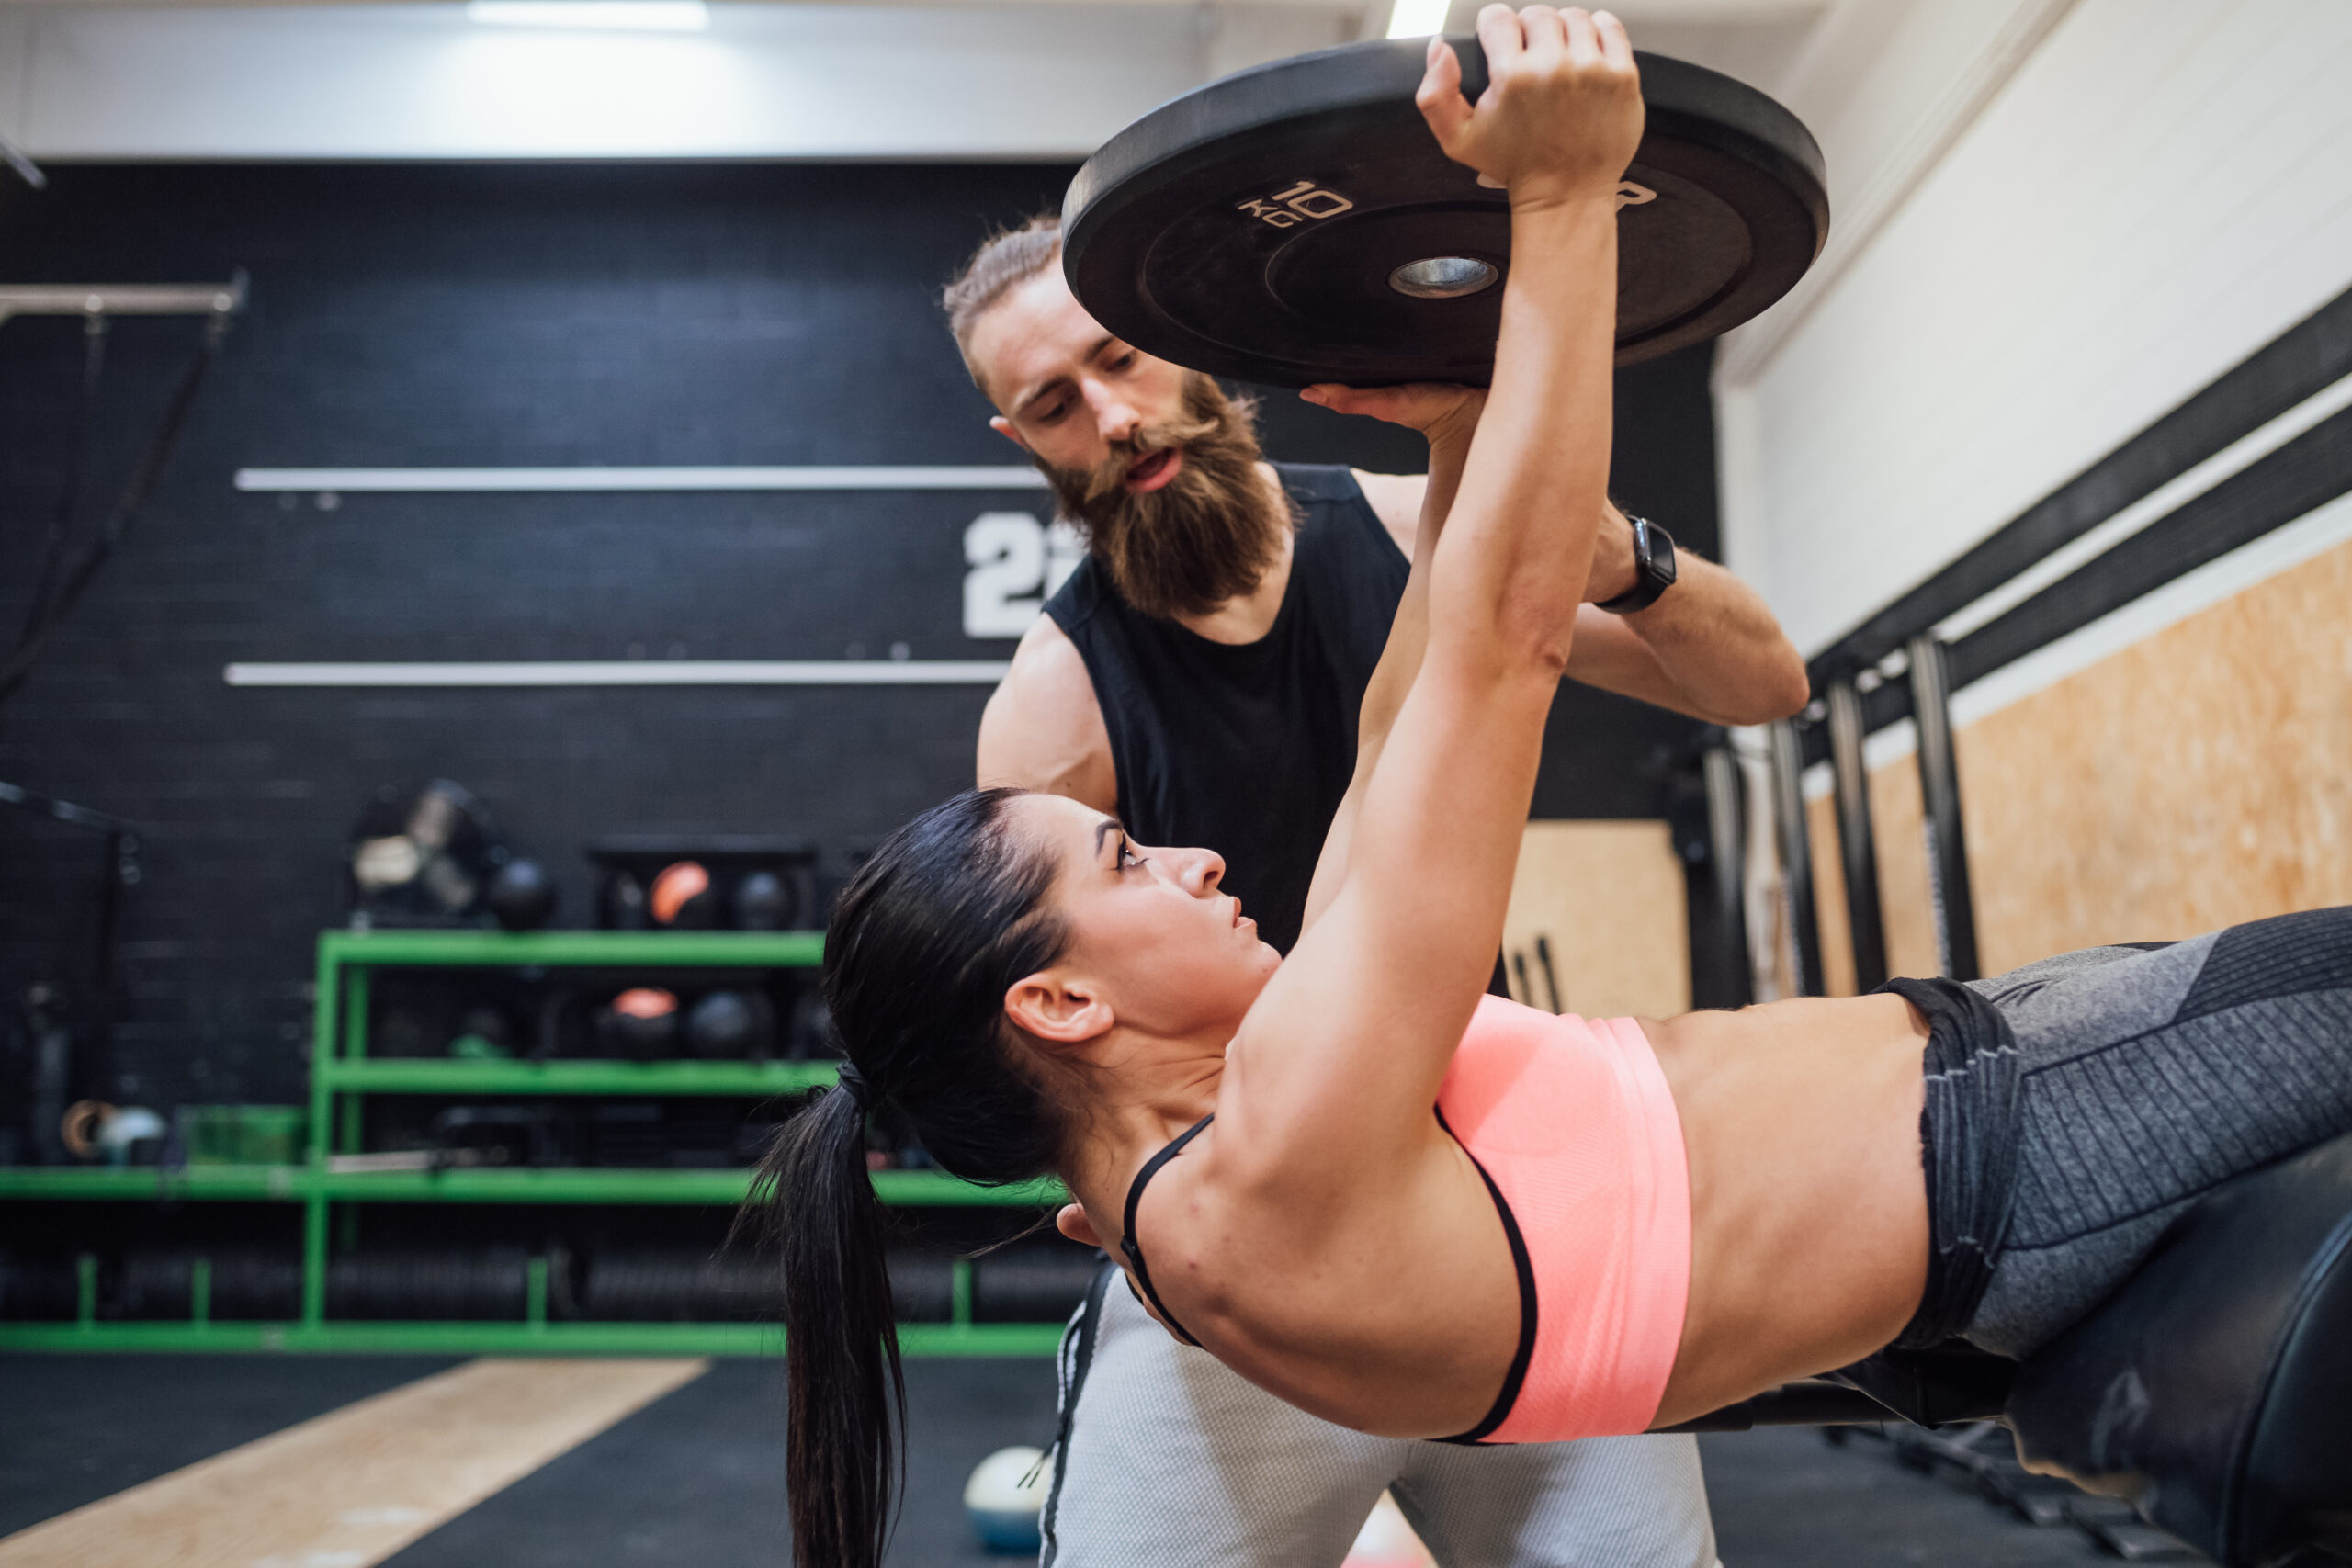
left=1099, top=993, right=1933, bottom=1441
left=1641, top=993, right=1934, bottom=1428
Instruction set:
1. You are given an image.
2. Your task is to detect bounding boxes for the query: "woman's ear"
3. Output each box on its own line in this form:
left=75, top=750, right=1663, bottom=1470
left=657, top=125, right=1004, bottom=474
left=1004, top=969, right=1112, bottom=1046
left=1055, top=1202, right=1103, bottom=1249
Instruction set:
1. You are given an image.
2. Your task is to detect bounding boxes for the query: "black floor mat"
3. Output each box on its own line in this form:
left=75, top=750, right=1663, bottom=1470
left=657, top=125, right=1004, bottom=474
left=381, top=1357, right=1059, bottom=1568
left=0, top=1353, right=462, bottom=1537
left=1703, top=1427, right=2160, bottom=1567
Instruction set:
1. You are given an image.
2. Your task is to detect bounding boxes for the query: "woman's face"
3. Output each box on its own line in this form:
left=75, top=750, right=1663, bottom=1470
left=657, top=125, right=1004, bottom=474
left=1012, top=792, right=1281, bottom=1039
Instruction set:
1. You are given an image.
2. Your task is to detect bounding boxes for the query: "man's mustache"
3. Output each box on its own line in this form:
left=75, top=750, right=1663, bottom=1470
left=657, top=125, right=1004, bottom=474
left=1057, top=409, right=1225, bottom=503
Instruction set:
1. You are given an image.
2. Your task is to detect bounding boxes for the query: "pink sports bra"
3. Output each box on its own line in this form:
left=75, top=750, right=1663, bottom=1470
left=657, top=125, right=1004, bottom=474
left=1120, top=994, right=1693, bottom=1443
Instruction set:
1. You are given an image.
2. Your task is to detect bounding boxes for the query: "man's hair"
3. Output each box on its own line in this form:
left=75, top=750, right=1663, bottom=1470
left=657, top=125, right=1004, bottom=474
left=942, top=213, right=1062, bottom=383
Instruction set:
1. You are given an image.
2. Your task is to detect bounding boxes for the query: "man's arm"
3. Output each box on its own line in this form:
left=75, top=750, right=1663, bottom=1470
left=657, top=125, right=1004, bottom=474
left=975, top=615, right=1119, bottom=811
left=1352, top=471, right=1808, bottom=726
left=1563, top=551, right=1810, bottom=724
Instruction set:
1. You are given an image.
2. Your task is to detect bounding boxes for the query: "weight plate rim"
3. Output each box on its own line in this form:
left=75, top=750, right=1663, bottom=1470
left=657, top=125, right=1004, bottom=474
left=1063, top=37, right=1829, bottom=387
left=1066, top=39, right=1826, bottom=254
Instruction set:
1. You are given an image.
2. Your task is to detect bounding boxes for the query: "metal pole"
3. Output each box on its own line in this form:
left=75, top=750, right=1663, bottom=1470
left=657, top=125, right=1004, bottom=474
left=1701, top=741, right=1753, bottom=1007
left=1767, top=719, right=1826, bottom=997
left=1826, top=679, right=1889, bottom=993
left=1905, top=636, right=1981, bottom=981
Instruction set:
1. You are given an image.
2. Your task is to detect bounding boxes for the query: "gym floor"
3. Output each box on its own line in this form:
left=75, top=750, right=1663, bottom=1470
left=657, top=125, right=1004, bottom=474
left=0, top=1354, right=2202, bottom=1567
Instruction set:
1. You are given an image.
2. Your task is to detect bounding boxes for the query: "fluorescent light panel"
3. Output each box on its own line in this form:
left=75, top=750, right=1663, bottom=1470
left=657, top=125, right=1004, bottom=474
left=1386, top=0, right=1450, bottom=39
left=467, top=2, right=709, bottom=32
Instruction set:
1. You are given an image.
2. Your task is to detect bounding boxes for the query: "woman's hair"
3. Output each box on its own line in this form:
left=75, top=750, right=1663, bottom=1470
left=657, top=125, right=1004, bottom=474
left=741, top=786, right=1071, bottom=1568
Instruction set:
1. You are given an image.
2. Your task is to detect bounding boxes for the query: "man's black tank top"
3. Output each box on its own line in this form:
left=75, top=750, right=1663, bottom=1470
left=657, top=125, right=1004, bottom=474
left=1043, top=464, right=1408, bottom=956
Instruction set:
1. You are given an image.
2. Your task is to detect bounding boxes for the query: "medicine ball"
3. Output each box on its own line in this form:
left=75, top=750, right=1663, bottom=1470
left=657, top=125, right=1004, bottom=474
left=605, top=987, right=679, bottom=1060
left=450, top=1005, right=514, bottom=1060
left=650, top=861, right=718, bottom=929
left=684, top=990, right=772, bottom=1060
left=963, top=1446, right=1047, bottom=1555
left=732, top=869, right=794, bottom=931
left=485, top=858, right=558, bottom=931
left=604, top=870, right=649, bottom=931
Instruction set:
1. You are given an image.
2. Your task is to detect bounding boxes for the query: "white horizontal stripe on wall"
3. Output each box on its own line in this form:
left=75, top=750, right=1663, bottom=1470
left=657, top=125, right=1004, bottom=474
left=232, top=467, right=1048, bottom=493
left=222, top=660, right=1011, bottom=687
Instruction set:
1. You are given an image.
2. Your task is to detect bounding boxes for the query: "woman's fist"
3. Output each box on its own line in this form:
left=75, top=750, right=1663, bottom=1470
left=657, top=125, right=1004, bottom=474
left=1416, top=6, right=1644, bottom=210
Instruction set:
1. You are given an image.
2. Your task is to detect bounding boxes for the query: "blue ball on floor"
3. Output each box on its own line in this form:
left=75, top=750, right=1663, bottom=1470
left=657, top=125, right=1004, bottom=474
left=964, top=1445, right=1047, bottom=1555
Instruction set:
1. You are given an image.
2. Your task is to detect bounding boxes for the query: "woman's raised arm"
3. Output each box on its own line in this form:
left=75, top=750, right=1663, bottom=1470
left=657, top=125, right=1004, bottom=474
left=1220, top=6, right=1644, bottom=1156
left=1296, top=383, right=1482, bottom=937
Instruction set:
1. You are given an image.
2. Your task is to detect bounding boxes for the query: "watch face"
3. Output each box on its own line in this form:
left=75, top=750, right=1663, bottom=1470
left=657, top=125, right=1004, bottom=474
left=1643, top=521, right=1677, bottom=586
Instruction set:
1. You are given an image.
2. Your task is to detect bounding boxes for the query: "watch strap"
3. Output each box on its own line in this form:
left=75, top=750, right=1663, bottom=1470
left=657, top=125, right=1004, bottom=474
left=1597, top=517, right=1676, bottom=615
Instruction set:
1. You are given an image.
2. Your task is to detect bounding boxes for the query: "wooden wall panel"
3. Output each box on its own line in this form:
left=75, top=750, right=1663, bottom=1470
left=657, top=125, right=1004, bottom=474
left=1955, top=535, right=2352, bottom=970
left=1798, top=536, right=2352, bottom=990
left=1504, top=821, right=1690, bottom=1018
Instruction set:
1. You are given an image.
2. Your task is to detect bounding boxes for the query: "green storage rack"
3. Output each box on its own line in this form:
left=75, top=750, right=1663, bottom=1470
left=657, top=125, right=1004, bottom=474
left=0, top=928, right=1068, bottom=1355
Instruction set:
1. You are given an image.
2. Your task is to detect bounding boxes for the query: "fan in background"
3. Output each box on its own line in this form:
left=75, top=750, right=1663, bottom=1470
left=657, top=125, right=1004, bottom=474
left=348, top=780, right=556, bottom=931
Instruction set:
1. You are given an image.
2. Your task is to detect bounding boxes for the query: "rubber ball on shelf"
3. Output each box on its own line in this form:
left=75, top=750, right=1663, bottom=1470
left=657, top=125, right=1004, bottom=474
left=963, top=1446, right=1047, bottom=1556
left=607, top=987, right=679, bottom=1059
left=604, top=870, right=649, bottom=931
left=685, top=989, right=770, bottom=1060
left=732, top=869, right=793, bottom=931
left=650, top=861, right=718, bottom=928
left=485, top=858, right=558, bottom=931
left=449, top=1004, right=515, bottom=1060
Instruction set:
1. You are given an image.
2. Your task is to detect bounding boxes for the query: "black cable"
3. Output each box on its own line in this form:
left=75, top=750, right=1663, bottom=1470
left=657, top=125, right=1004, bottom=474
left=0, top=309, right=230, bottom=708
left=18, top=310, right=108, bottom=638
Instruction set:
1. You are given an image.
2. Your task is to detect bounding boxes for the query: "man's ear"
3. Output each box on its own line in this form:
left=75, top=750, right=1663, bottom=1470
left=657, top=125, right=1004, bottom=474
left=1004, top=968, right=1111, bottom=1046
left=989, top=413, right=1031, bottom=453
left=1055, top=1202, right=1103, bottom=1249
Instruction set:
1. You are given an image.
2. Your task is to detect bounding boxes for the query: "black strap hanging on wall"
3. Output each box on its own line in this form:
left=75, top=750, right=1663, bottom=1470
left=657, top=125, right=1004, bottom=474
left=0, top=305, right=233, bottom=712
left=20, top=310, right=108, bottom=636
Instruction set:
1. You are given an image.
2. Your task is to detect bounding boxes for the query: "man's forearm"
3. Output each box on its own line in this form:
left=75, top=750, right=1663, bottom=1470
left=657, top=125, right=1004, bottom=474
left=1615, top=550, right=1810, bottom=723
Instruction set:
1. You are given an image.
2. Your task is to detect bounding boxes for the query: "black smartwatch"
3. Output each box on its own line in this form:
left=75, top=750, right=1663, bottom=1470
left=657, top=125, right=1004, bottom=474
left=1596, top=516, right=1677, bottom=615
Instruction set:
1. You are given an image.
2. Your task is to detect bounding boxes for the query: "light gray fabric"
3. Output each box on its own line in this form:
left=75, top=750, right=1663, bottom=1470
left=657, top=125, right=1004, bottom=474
left=1962, top=914, right=2352, bottom=1358
left=1042, top=1268, right=1717, bottom=1568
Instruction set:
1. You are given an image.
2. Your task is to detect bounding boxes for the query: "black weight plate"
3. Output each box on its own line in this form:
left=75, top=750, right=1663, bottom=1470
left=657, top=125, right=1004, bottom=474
left=1064, top=37, right=1827, bottom=387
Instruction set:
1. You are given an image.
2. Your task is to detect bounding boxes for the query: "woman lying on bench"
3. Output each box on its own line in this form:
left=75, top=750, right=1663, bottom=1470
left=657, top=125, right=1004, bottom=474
left=751, top=11, right=2352, bottom=1565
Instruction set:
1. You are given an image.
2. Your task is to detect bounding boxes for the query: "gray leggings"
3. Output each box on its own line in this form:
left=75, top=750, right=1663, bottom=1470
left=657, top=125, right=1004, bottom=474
left=1925, top=907, right=2352, bottom=1359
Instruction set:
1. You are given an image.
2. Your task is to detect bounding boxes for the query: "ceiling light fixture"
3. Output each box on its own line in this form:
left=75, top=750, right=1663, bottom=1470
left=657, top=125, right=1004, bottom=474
left=1385, top=0, right=1449, bottom=40
left=467, top=2, right=709, bottom=32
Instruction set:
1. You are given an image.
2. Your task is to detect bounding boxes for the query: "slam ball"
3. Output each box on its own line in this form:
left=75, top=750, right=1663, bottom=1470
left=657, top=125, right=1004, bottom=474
left=685, top=990, right=766, bottom=1059
left=733, top=869, right=793, bottom=931
left=607, top=987, right=679, bottom=1059
left=963, top=1446, right=1047, bottom=1555
left=485, top=858, right=558, bottom=931
left=650, top=861, right=718, bottom=928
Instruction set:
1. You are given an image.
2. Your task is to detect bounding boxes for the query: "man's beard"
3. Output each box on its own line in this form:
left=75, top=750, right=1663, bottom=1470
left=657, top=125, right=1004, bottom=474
left=1037, top=374, right=1288, bottom=622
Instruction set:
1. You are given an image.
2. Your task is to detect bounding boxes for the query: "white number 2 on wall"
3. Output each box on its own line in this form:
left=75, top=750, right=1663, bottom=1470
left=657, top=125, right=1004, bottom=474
left=963, top=513, right=1084, bottom=638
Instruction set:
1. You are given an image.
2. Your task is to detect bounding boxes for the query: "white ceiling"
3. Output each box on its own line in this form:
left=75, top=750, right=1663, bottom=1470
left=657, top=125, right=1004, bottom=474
left=0, top=0, right=1833, bottom=162
left=0, top=0, right=2079, bottom=397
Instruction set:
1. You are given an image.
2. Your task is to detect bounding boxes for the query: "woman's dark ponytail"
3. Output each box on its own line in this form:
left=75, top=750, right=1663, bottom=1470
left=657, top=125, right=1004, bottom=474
left=749, top=1077, right=903, bottom=1568
left=743, top=787, right=1073, bottom=1568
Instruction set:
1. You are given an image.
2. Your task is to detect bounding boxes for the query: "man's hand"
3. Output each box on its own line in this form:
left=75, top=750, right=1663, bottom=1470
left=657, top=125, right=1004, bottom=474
left=1300, top=382, right=1486, bottom=452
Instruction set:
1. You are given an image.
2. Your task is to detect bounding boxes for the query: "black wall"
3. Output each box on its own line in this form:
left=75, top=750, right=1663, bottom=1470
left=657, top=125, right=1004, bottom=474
left=0, top=164, right=1715, bottom=1110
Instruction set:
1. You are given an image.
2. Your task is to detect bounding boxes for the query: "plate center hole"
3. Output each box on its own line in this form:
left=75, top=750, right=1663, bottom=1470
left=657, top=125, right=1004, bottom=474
left=1387, top=256, right=1498, bottom=299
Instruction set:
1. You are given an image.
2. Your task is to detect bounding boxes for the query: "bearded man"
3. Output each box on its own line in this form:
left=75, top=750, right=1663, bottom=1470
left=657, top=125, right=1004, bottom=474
left=953, top=214, right=1806, bottom=1568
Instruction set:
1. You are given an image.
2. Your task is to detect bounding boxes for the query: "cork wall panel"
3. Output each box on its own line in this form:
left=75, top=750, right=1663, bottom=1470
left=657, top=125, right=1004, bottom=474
left=1504, top=821, right=1690, bottom=1018
left=1804, top=766, right=1939, bottom=998
left=1799, top=535, right=2352, bottom=991
left=1954, top=535, right=2352, bottom=969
